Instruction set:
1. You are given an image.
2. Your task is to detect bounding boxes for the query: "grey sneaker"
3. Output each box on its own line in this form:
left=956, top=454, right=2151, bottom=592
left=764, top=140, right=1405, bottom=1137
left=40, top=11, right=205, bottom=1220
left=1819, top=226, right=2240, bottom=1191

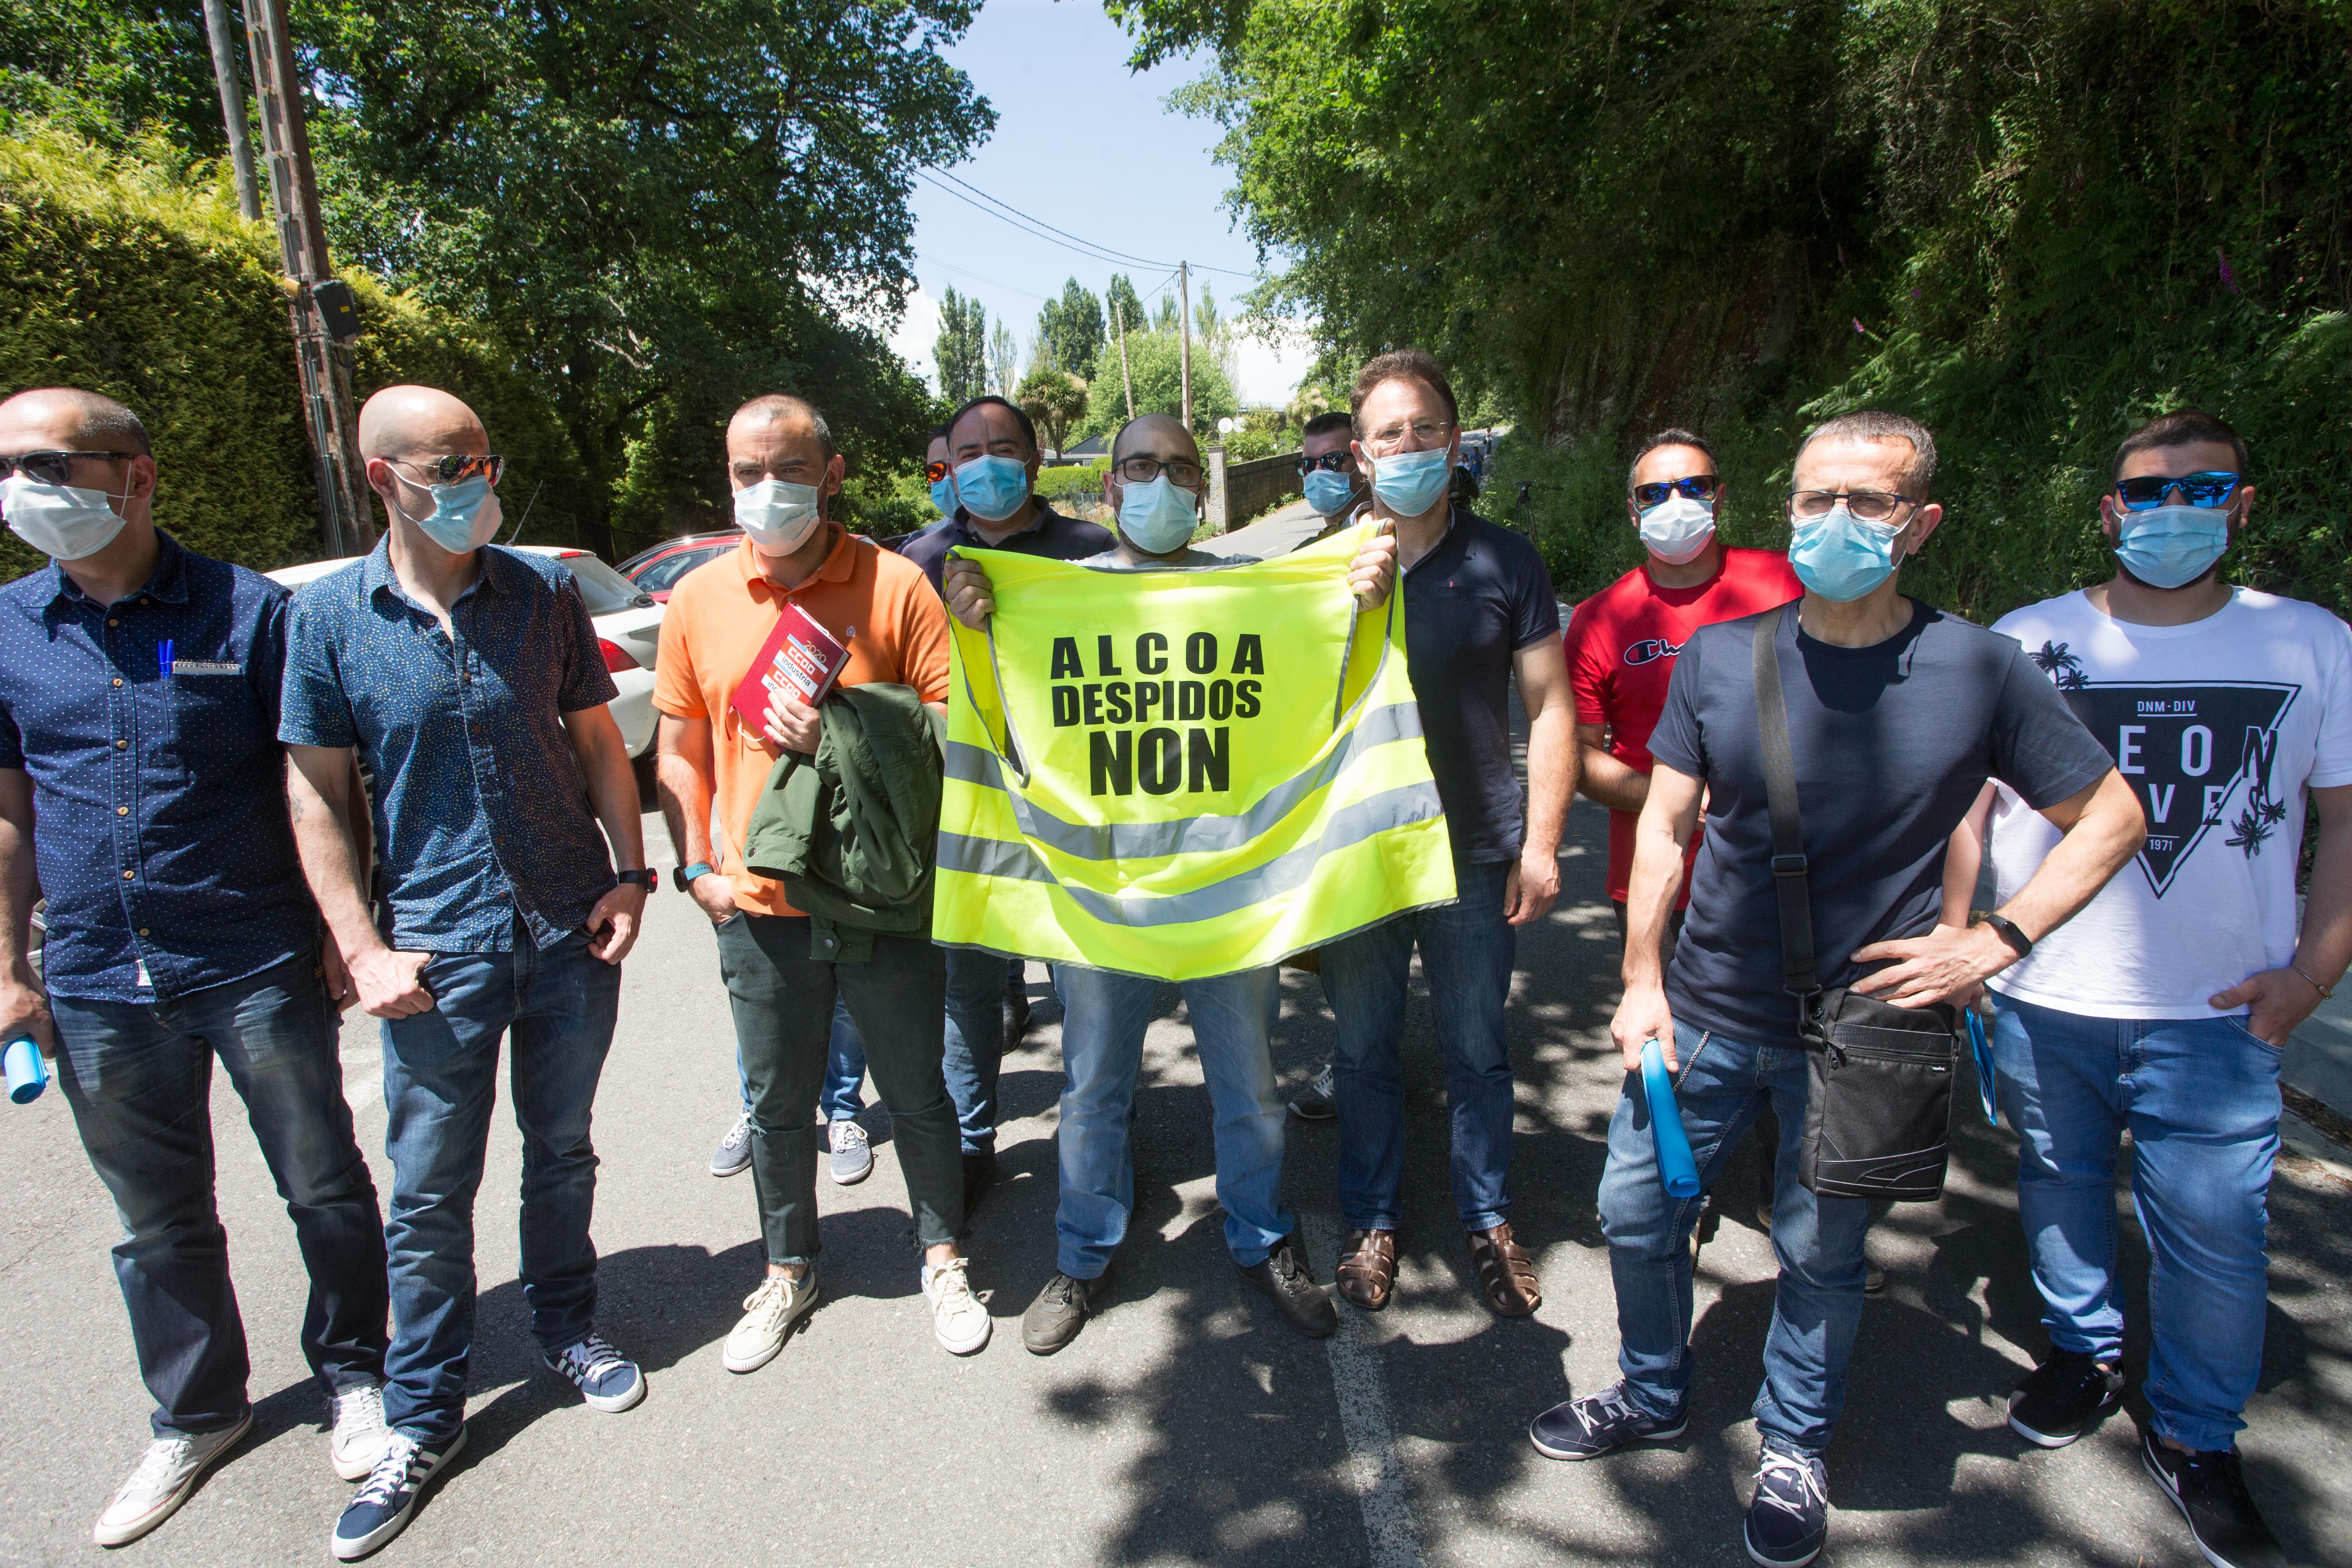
left=93, top=1409, right=254, bottom=1547
left=328, top=1381, right=391, bottom=1480
left=1289, top=1061, right=1337, bottom=1121
left=828, top=1119, right=873, bottom=1185
left=1022, top=1269, right=1110, bottom=1355
left=709, top=1109, right=753, bottom=1177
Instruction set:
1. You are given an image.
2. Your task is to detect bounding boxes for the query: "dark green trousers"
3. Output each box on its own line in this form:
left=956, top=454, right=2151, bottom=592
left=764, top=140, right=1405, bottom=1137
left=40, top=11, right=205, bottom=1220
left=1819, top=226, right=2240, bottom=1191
left=714, top=914, right=962, bottom=1262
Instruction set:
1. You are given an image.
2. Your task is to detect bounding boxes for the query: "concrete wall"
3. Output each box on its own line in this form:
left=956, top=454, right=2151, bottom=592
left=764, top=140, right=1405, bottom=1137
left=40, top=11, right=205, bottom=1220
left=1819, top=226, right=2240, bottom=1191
left=1205, top=448, right=1302, bottom=534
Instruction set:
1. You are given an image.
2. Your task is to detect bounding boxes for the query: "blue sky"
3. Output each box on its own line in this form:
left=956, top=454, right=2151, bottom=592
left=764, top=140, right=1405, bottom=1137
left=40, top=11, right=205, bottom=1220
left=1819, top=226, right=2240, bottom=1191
left=885, top=0, right=1310, bottom=405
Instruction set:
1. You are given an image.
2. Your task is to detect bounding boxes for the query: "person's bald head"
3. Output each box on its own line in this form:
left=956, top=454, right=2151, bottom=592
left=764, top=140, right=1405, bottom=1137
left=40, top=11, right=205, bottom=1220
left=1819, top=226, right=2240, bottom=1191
left=1112, top=413, right=1196, bottom=468
left=358, top=385, right=488, bottom=464
left=0, top=387, right=158, bottom=534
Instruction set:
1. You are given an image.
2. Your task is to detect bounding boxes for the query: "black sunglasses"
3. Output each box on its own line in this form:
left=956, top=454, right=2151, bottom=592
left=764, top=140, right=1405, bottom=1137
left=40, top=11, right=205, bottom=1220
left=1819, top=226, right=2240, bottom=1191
left=0, top=450, right=134, bottom=486
left=1297, top=451, right=1356, bottom=475
left=1632, top=475, right=1720, bottom=508
left=2114, top=471, right=2241, bottom=511
left=390, top=452, right=505, bottom=485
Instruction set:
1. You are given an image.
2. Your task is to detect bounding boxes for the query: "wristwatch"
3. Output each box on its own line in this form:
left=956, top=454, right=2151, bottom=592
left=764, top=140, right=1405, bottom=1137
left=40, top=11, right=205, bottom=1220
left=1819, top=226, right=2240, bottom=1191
left=673, top=861, right=715, bottom=893
left=615, top=868, right=656, bottom=892
left=1981, top=912, right=2034, bottom=959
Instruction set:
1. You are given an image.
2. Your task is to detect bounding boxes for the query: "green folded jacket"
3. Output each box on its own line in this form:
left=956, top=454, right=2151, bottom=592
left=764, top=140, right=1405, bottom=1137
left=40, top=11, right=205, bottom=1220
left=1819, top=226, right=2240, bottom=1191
left=741, top=682, right=945, bottom=962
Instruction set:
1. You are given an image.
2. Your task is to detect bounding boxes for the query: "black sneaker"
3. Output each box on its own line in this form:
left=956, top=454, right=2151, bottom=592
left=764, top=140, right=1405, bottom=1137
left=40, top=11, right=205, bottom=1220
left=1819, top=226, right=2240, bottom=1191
left=1022, top=1269, right=1109, bottom=1355
left=1743, top=1447, right=1829, bottom=1568
left=1528, top=1380, right=1686, bottom=1460
left=2008, top=1349, right=2122, bottom=1447
left=1288, top=1062, right=1336, bottom=1121
left=1240, top=1234, right=1338, bottom=1338
left=330, top=1427, right=466, bottom=1561
left=2140, top=1425, right=2291, bottom=1568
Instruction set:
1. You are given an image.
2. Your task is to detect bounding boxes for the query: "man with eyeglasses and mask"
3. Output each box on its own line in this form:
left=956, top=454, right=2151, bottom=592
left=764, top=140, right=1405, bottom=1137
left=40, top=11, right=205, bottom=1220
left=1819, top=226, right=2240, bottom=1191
left=1939, top=409, right=2348, bottom=1568
left=1296, top=409, right=1371, bottom=548
left=280, top=384, right=654, bottom=1560
left=1315, top=351, right=1576, bottom=1323
left=942, top=412, right=1396, bottom=1354
left=1531, top=409, right=2145, bottom=1568
left=0, top=388, right=393, bottom=1548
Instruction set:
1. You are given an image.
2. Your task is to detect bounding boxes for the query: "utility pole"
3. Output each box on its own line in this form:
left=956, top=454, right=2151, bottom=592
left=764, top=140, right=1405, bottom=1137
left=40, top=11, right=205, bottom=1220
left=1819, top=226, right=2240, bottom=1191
left=1113, top=300, right=1135, bottom=419
left=199, top=0, right=260, bottom=220
left=244, top=0, right=370, bottom=557
left=1177, top=260, right=1193, bottom=432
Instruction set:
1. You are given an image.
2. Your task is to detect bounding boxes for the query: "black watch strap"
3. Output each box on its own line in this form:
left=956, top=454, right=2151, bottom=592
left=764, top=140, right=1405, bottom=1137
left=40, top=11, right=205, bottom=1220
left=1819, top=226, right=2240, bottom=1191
left=615, top=868, right=656, bottom=890
left=1983, top=912, right=2033, bottom=958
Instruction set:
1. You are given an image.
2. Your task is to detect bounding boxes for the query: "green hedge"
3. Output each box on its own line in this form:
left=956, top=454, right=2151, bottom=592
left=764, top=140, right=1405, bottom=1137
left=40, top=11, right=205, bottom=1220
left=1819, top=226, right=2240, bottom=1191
left=1, top=125, right=584, bottom=582
left=1034, top=458, right=1109, bottom=500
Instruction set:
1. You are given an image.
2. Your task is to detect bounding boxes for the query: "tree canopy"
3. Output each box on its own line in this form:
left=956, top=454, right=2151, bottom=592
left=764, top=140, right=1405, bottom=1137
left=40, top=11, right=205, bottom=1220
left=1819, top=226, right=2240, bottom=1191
left=1035, top=277, right=1105, bottom=382
left=935, top=285, right=989, bottom=406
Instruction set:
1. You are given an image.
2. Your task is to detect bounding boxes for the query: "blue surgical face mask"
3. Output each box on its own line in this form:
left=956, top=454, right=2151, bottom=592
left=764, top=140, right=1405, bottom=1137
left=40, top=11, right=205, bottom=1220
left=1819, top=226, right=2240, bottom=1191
left=1116, top=474, right=1199, bottom=555
left=1637, top=494, right=1716, bottom=565
left=1788, top=504, right=1902, bottom=602
left=1303, top=468, right=1358, bottom=517
left=400, top=473, right=502, bottom=556
left=2115, top=504, right=2230, bottom=590
left=1371, top=445, right=1453, bottom=518
left=952, top=453, right=1030, bottom=522
left=928, top=476, right=956, bottom=519
left=735, top=478, right=823, bottom=554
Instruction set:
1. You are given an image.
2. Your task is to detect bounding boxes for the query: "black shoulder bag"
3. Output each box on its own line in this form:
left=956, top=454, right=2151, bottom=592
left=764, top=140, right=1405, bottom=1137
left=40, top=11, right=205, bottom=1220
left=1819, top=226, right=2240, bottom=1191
left=1753, top=606, right=1960, bottom=1203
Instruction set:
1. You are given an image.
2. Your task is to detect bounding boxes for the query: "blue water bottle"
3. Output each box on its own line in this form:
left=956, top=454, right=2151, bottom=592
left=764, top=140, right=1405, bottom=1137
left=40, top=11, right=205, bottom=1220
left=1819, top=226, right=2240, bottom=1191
left=4, top=1037, right=47, bottom=1105
left=1640, top=1038, right=1700, bottom=1198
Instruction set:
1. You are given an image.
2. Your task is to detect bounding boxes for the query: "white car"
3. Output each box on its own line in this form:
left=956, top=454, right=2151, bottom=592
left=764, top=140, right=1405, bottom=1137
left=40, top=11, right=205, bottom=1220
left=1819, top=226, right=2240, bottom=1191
left=264, top=545, right=664, bottom=757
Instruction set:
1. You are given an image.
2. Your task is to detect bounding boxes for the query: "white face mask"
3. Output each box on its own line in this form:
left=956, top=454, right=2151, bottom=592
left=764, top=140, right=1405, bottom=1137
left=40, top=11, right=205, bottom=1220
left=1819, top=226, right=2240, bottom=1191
left=1637, top=494, right=1717, bottom=565
left=1, top=475, right=131, bottom=561
left=735, top=478, right=824, bottom=554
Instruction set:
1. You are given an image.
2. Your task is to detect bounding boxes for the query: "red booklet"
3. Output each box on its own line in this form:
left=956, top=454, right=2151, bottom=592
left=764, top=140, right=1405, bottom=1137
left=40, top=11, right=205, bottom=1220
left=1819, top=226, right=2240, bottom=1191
left=731, top=603, right=852, bottom=734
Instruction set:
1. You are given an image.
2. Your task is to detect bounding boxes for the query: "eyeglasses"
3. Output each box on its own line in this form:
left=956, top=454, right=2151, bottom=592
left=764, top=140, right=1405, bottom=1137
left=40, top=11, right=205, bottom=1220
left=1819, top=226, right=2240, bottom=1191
left=924, top=460, right=951, bottom=484
left=2113, top=471, right=2241, bottom=511
left=1788, top=489, right=1917, bottom=524
left=1117, top=455, right=1205, bottom=488
left=1632, top=475, right=1720, bottom=509
left=1363, top=419, right=1454, bottom=449
left=390, top=452, right=505, bottom=486
left=1297, top=451, right=1356, bottom=476
left=0, top=450, right=133, bottom=486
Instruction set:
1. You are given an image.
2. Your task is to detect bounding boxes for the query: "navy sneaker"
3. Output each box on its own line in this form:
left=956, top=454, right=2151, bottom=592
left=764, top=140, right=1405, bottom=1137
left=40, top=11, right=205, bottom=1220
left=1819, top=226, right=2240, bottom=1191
left=1743, top=1448, right=1829, bottom=1568
left=2141, top=1425, right=2291, bottom=1568
left=543, top=1334, right=645, bottom=1413
left=330, top=1427, right=465, bottom=1561
left=1528, top=1381, right=1687, bottom=1460
left=2009, top=1349, right=2123, bottom=1447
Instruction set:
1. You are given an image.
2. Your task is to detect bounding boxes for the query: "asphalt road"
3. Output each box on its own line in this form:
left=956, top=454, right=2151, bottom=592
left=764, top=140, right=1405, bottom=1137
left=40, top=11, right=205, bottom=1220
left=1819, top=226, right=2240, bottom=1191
left=4, top=737, right=2349, bottom=1568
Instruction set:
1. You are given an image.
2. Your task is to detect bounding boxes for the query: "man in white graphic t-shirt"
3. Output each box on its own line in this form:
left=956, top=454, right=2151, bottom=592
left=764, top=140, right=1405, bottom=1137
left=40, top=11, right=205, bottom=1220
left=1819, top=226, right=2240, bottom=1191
left=1957, top=409, right=2352, bottom=1568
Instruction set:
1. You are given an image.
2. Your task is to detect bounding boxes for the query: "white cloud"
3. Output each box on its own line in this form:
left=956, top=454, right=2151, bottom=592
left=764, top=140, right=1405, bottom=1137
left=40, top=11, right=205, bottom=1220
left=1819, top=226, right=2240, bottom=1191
left=1230, top=318, right=1316, bottom=407
left=890, top=285, right=945, bottom=392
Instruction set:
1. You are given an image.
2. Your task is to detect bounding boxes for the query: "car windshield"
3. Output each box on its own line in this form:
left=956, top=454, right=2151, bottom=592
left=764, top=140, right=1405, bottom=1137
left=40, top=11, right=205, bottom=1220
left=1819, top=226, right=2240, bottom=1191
left=560, top=554, right=655, bottom=615
left=631, top=543, right=733, bottom=593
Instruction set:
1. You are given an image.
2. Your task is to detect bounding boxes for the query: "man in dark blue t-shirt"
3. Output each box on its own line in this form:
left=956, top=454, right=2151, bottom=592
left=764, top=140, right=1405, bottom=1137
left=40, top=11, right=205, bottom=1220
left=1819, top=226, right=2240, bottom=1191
left=1526, top=411, right=2142, bottom=1568
left=1319, top=352, right=1575, bottom=1321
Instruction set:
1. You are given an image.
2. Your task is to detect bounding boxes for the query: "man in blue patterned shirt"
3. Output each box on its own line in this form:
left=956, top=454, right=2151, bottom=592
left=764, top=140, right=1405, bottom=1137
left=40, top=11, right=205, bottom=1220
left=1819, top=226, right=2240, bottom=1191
left=279, top=385, right=653, bottom=1562
left=0, top=388, right=392, bottom=1548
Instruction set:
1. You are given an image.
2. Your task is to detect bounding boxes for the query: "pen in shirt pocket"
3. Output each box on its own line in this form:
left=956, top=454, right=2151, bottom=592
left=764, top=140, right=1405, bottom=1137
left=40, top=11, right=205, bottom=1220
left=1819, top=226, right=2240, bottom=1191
left=160, top=638, right=173, bottom=678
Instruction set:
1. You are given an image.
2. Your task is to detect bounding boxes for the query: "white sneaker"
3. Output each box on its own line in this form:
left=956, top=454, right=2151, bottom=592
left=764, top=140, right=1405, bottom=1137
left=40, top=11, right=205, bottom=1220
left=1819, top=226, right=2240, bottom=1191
left=93, top=1409, right=254, bottom=1547
left=923, top=1257, right=991, bottom=1355
left=723, top=1272, right=819, bottom=1373
left=328, top=1381, right=392, bottom=1481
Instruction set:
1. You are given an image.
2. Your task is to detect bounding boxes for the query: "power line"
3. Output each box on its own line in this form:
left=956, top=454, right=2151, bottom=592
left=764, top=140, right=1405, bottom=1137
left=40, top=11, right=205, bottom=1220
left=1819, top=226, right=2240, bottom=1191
left=916, top=254, right=1053, bottom=303
left=920, top=167, right=1260, bottom=282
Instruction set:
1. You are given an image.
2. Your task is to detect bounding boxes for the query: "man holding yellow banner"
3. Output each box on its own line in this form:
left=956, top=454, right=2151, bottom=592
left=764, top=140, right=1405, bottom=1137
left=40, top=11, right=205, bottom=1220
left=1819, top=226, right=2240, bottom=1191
left=940, top=413, right=1415, bottom=1353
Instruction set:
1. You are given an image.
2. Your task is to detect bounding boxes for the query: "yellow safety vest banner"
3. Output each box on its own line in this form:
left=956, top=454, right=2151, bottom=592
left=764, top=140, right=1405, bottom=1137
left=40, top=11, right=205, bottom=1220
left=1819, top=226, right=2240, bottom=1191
left=935, top=523, right=1456, bottom=980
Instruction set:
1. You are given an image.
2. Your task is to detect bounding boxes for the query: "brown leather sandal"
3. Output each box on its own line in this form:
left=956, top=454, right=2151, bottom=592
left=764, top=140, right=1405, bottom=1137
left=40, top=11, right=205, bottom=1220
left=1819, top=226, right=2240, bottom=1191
left=1467, top=1222, right=1542, bottom=1317
left=1335, top=1228, right=1397, bottom=1310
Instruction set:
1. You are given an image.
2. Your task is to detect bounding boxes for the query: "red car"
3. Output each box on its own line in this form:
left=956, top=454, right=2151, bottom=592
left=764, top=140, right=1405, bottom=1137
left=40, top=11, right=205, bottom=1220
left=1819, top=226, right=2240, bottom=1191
left=618, top=530, right=740, bottom=602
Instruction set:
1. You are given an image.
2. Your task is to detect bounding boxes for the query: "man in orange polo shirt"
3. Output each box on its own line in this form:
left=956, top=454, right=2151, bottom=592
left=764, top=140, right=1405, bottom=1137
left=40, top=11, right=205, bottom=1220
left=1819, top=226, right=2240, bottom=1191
left=652, top=393, right=990, bottom=1363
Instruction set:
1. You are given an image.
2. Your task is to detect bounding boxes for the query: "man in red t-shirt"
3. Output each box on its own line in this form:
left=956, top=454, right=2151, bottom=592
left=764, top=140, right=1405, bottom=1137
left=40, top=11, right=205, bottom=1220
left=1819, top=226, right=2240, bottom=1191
left=1564, top=427, right=1800, bottom=935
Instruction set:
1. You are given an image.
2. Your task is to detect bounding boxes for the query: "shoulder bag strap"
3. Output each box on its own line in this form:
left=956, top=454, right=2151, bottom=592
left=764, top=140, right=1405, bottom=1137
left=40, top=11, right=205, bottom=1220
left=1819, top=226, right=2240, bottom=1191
left=1751, top=604, right=1821, bottom=998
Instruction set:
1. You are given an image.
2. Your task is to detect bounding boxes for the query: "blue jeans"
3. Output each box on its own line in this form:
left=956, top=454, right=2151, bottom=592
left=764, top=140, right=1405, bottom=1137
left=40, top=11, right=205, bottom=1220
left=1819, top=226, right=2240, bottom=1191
left=741, top=996, right=867, bottom=1125
left=820, top=948, right=1011, bottom=1153
left=1321, top=857, right=1517, bottom=1231
left=1990, top=994, right=2279, bottom=1453
left=379, top=927, right=621, bottom=1444
left=1598, top=1018, right=1874, bottom=1457
left=1053, top=965, right=1293, bottom=1278
left=51, top=952, right=389, bottom=1438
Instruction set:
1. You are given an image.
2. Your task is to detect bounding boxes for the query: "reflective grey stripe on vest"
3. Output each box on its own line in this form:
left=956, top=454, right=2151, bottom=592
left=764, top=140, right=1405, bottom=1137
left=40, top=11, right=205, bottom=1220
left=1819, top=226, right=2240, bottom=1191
left=943, top=702, right=1425, bottom=862
left=935, top=780, right=1445, bottom=928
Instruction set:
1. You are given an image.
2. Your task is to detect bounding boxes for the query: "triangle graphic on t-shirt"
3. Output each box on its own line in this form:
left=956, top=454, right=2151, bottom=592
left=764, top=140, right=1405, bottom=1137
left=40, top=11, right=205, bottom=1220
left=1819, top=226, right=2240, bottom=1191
left=2051, top=680, right=2298, bottom=896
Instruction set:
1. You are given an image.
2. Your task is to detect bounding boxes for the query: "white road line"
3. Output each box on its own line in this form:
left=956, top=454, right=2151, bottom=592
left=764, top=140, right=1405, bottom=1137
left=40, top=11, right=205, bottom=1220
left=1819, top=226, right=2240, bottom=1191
left=1305, top=1211, right=1426, bottom=1568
